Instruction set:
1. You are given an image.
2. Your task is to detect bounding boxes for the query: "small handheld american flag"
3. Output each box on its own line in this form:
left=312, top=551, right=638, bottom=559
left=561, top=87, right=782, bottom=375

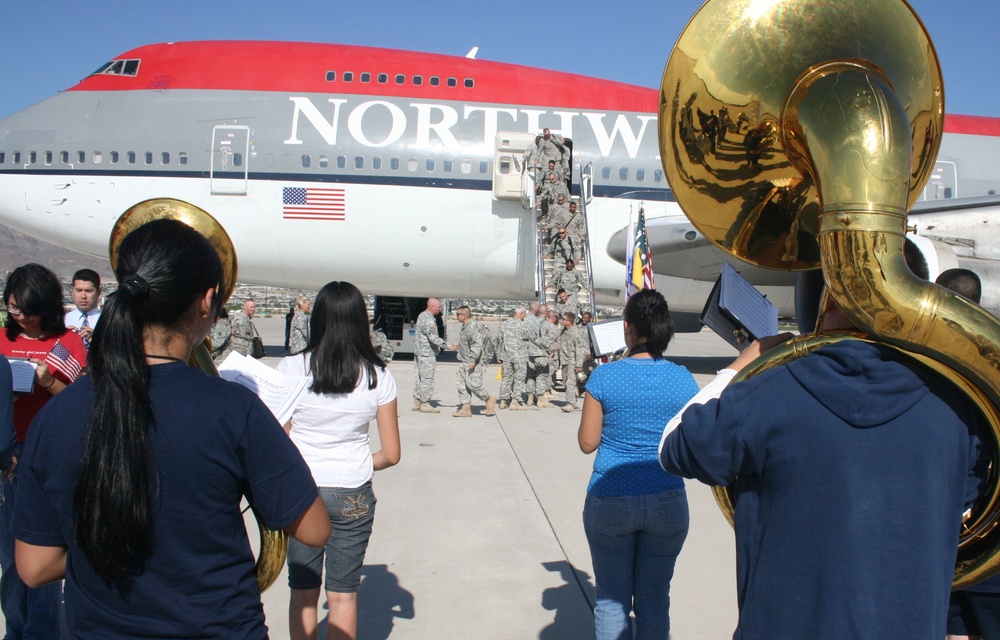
left=45, top=339, right=83, bottom=383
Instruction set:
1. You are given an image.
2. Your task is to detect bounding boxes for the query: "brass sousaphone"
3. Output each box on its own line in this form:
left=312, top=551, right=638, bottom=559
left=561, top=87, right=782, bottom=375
left=109, top=198, right=288, bottom=592
left=660, top=0, right=1000, bottom=588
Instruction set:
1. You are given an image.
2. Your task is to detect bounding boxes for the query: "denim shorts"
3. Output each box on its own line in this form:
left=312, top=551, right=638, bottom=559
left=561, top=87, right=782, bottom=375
left=287, top=482, right=376, bottom=593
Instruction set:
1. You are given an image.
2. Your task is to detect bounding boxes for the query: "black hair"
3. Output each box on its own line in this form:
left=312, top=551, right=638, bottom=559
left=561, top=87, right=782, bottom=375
left=937, top=268, right=982, bottom=304
left=304, top=281, right=384, bottom=394
left=623, top=289, right=674, bottom=358
left=3, top=263, right=67, bottom=340
left=72, top=268, right=101, bottom=289
left=75, top=218, right=223, bottom=583
left=903, top=238, right=930, bottom=280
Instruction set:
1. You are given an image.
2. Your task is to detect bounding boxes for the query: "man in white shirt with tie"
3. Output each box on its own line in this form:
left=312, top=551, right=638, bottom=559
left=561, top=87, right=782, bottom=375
left=64, top=268, right=102, bottom=348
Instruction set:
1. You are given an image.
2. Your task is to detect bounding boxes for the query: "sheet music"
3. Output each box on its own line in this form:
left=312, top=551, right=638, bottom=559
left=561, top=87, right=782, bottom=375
left=588, top=319, right=627, bottom=357
left=719, top=263, right=779, bottom=341
left=217, top=352, right=309, bottom=425
left=9, top=358, right=36, bottom=393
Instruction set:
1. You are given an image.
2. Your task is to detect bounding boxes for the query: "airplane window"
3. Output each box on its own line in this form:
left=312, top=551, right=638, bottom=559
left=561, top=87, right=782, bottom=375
left=499, top=158, right=511, bottom=175
left=105, top=61, right=125, bottom=75
left=945, top=187, right=953, bottom=199
left=426, top=159, right=435, bottom=171
left=78, top=151, right=86, bottom=164
left=343, top=72, right=354, bottom=82
left=407, top=158, right=418, bottom=172
left=479, top=161, right=488, bottom=174
left=377, top=73, right=388, bottom=84
left=301, top=155, right=311, bottom=168
left=430, top=76, right=440, bottom=86
left=337, top=156, right=346, bottom=169
left=601, top=167, right=611, bottom=180
left=464, top=79, right=474, bottom=88
left=390, top=157, right=400, bottom=170
left=447, top=77, right=457, bottom=88
left=12, top=152, right=20, bottom=164
left=326, top=71, right=336, bottom=82
left=144, top=152, right=153, bottom=165
left=654, top=169, right=663, bottom=183
left=395, top=74, right=405, bottom=85
left=93, top=152, right=102, bottom=165
left=123, top=60, right=139, bottom=76
left=28, top=152, right=36, bottom=164
left=127, top=152, right=136, bottom=164
left=373, top=157, right=382, bottom=170
left=0, top=153, right=5, bottom=164
left=161, top=152, right=170, bottom=165
left=179, top=152, right=188, bottom=165
left=360, top=72, right=371, bottom=83
left=619, top=167, right=629, bottom=181
left=319, top=155, right=329, bottom=168
left=355, top=156, right=364, bottom=169
left=44, top=151, right=52, bottom=165
left=444, top=159, right=453, bottom=173
left=461, top=159, right=472, bottom=174
left=110, top=151, right=119, bottom=164
left=412, top=76, right=423, bottom=86
left=637, top=169, right=646, bottom=182
left=233, top=153, right=242, bottom=167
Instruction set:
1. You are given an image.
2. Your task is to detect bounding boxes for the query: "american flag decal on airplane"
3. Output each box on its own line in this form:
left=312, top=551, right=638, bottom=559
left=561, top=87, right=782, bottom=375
left=282, top=187, right=346, bottom=221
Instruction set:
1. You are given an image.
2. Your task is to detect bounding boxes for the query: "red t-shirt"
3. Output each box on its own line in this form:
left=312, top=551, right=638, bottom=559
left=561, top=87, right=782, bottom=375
left=0, top=330, right=88, bottom=441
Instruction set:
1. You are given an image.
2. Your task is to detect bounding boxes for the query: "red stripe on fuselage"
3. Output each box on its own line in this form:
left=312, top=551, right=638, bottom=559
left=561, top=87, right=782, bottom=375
left=66, top=41, right=658, bottom=113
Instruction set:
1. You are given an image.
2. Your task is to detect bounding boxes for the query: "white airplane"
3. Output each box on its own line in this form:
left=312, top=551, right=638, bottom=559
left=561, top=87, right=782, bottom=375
left=0, top=41, right=998, bottom=325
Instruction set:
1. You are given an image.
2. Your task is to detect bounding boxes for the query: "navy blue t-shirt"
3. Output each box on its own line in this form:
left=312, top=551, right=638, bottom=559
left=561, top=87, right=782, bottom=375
left=13, top=362, right=319, bottom=639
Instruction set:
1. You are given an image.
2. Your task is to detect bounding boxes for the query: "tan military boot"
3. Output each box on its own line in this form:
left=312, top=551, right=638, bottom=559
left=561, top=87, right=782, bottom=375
left=485, top=395, right=497, bottom=416
left=561, top=403, right=576, bottom=413
left=536, top=397, right=555, bottom=408
left=498, top=399, right=509, bottom=410
left=509, top=398, right=527, bottom=411
left=412, top=398, right=423, bottom=412
left=452, top=404, right=472, bottom=417
left=419, top=402, right=441, bottom=413
left=527, top=393, right=537, bottom=406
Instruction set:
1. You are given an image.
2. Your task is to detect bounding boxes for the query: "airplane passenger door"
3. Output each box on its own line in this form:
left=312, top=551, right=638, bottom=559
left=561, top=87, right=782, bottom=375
left=210, top=125, right=250, bottom=195
left=924, top=160, right=957, bottom=201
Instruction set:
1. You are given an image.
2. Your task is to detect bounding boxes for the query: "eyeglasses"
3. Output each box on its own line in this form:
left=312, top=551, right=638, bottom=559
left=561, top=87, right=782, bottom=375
left=6, top=303, right=25, bottom=317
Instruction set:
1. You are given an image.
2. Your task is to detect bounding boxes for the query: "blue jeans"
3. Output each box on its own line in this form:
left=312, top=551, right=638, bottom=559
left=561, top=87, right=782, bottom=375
left=583, top=488, right=689, bottom=640
left=0, top=453, right=60, bottom=640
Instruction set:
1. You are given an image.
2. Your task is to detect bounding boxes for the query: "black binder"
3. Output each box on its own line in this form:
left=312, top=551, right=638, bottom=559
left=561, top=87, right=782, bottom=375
left=700, top=263, right=779, bottom=351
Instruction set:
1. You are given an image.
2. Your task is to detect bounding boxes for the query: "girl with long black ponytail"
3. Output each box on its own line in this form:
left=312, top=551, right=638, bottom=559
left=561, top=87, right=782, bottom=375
left=13, top=218, right=328, bottom=638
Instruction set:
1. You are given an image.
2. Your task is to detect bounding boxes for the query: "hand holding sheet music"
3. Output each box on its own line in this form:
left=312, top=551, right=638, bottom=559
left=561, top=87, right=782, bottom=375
left=700, top=263, right=780, bottom=351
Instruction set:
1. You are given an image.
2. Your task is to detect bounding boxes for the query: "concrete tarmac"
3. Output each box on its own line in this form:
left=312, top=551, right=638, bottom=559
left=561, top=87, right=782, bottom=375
left=6, top=317, right=742, bottom=639
left=248, top=317, right=740, bottom=640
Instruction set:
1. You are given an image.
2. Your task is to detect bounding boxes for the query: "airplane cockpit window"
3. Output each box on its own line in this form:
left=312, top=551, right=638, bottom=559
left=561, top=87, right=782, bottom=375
left=429, top=76, right=440, bottom=86
left=91, top=59, right=140, bottom=77
left=413, top=76, right=423, bottom=86
left=377, top=73, right=388, bottom=84
left=360, top=72, right=371, bottom=83
left=464, top=79, right=474, bottom=88
left=395, top=74, right=405, bottom=85
left=446, top=77, right=457, bottom=87
left=343, top=72, right=354, bottom=82
left=326, top=71, right=336, bottom=82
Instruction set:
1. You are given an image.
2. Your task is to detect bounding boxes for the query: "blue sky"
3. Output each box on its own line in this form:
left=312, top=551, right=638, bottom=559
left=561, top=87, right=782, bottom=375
left=0, top=0, right=996, bottom=119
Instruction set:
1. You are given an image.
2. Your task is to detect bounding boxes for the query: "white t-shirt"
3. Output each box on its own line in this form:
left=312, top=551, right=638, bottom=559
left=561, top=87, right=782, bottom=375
left=276, top=353, right=397, bottom=488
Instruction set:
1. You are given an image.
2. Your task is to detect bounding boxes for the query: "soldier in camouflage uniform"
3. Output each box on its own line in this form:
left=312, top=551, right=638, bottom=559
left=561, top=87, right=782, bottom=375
left=554, top=288, right=581, bottom=321
left=541, top=310, right=563, bottom=401
left=288, top=295, right=311, bottom=355
left=565, top=201, right=586, bottom=250
left=453, top=306, right=497, bottom=417
left=557, top=311, right=589, bottom=412
left=496, top=306, right=531, bottom=410
left=210, top=307, right=232, bottom=366
left=550, top=260, right=588, bottom=297
left=370, top=327, right=393, bottom=365
left=523, top=303, right=553, bottom=408
left=536, top=128, right=567, bottom=176
left=539, top=172, right=570, bottom=211
left=545, top=193, right=571, bottom=243
left=412, top=298, right=456, bottom=413
left=551, top=228, right=579, bottom=268
left=229, top=298, right=256, bottom=357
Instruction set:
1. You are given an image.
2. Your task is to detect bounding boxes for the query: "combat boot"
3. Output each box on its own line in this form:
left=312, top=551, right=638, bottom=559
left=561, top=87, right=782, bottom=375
left=498, top=399, right=509, bottom=410
left=509, top=398, right=527, bottom=411
left=527, top=393, right=537, bottom=406
left=412, top=398, right=422, bottom=412
left=536, top=397, right=555, bottom=408
left=561, top=403, right=576, bottom=413
left=419, top=402, right=441, bottom=413
left=452, top=404, right=472, bottom=417
left=485, top=395, right=497, bottom=416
